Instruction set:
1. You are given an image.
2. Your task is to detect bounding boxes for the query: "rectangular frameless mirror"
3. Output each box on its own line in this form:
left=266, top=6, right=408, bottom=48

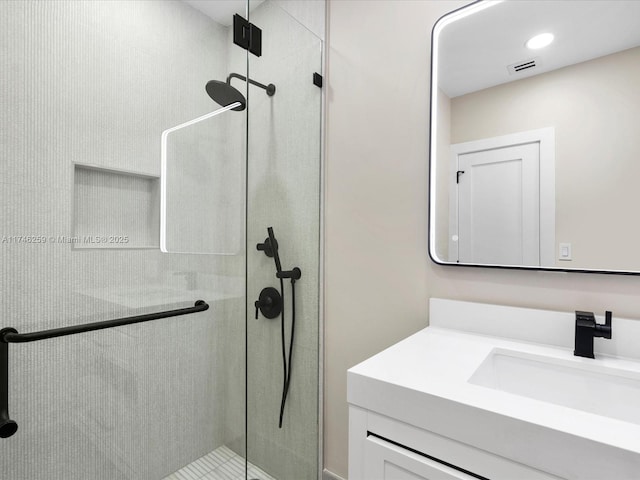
left=429, top=0, right=640, bottom=273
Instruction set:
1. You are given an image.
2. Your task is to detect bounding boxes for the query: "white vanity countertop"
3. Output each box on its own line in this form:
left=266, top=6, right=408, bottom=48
left=348, top=299, right=640, bottom=479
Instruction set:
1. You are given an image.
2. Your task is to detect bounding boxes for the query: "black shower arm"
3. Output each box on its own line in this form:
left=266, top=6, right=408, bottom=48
left=0, top=300, right=209, bottom=439
left=227, top=73, right=276, bottom=96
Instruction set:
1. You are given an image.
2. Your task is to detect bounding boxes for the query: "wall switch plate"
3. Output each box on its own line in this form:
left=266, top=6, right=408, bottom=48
left=559, top=243, right=572, bottom=261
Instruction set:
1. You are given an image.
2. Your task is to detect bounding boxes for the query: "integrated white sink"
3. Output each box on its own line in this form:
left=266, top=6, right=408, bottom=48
left=469, top=348, right=640, bottom=425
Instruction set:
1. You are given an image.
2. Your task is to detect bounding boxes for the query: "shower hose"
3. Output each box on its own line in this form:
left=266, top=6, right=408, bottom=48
left=278, top=276, right=296, bottom=428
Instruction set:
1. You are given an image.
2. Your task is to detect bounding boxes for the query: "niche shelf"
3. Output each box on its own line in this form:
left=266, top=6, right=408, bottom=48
left=73, top=164, right=160, bottom=249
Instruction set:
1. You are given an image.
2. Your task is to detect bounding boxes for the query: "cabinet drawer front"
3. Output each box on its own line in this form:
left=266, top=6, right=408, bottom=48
left=365, top=435, right=481, bottom=480
left=365, top=411, right=563, bottom=480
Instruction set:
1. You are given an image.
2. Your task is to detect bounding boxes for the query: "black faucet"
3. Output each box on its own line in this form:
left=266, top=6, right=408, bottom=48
left=574, top=311, right=612, bottom=358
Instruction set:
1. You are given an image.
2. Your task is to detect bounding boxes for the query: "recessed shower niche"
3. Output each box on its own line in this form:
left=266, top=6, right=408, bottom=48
left=73, top=164, right=160, bottom=249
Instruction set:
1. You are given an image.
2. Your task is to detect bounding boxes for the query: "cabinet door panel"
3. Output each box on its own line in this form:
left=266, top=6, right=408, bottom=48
left=364, top=435, right=479, bottom=480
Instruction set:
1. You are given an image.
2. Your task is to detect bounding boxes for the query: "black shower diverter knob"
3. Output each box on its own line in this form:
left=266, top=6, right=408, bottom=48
left=254, top=287, right=282, bottom=319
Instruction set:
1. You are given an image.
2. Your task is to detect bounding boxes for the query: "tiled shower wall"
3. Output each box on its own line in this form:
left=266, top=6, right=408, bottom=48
left=0, top=1, right=246, bottom=478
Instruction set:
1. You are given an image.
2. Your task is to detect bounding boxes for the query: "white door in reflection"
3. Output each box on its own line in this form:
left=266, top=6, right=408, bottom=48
left=456, top=142, right=540, bottom=265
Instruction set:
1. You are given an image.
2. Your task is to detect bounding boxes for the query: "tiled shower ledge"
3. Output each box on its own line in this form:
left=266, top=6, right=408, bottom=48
left=164, top=445, right=276, bottom=480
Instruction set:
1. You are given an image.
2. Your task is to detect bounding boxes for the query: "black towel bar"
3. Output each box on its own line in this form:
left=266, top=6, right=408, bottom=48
left=0, top=300, right=209, bottom=439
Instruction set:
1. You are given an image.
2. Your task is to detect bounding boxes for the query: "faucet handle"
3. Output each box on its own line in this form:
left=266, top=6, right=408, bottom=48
left=597, top=311, right=613, bottom=339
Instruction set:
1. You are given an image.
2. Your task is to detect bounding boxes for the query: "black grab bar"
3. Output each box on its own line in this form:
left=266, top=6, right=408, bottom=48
left=0, top=300, right=209, bottom=439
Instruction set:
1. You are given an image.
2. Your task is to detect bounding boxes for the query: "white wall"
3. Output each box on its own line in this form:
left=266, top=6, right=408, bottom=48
left=325, top=1, right=640, bottom=479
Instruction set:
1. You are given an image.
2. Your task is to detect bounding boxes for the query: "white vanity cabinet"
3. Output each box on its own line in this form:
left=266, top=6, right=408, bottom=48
left=348, top=299, right=640, bottom=480
left=349, top=406, right=560, bottom=480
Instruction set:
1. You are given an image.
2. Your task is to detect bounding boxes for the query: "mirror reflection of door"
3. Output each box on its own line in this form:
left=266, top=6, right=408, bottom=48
left=449, top=129, right=555, bottom=266
left=457, top=143, right=539, bottom=265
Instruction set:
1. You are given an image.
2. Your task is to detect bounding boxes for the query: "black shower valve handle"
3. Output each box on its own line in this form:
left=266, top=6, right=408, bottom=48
left=254, top=296, right=273, bottom=319
left=254, top=295, right=274, bottom=319
left=254, top=287, right=282, bottom=320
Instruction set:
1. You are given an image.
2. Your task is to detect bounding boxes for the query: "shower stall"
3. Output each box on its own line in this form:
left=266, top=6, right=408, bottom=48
left=0, top=1, right=323, bottom=479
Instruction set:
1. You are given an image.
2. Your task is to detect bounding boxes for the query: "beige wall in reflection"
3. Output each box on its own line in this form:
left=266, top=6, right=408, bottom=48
left=449, top=46, right=640, bottom=270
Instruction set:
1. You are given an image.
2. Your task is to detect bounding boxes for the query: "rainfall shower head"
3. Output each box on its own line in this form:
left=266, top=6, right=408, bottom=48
left=205, top=73, right=275, bottom=111
left=205, top=80, right=247, bottom=111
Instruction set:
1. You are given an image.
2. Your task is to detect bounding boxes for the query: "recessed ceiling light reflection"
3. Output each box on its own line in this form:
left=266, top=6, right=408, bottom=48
left=526, top=33, right=554, bottom=50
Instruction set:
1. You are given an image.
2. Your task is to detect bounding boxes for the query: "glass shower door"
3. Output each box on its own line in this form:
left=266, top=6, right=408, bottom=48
left=246, top=2, right=324, bottom=479
left=1, top=1, right=250, bottom=478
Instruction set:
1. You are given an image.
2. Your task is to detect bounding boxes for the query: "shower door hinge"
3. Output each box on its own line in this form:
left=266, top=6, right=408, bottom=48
left=313, top=72, right=323, bottom=88
left=233, top=14, right=262, bottom=57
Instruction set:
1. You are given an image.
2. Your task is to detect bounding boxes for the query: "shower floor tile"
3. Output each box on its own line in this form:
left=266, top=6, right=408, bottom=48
left=164, top=445, right=276, bottom=480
